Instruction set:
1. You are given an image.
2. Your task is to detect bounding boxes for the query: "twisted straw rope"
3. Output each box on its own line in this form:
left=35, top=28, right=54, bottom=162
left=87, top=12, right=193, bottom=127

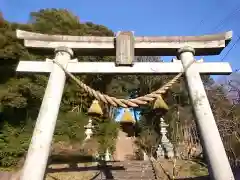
left=53, top=59, right=194, bottom=108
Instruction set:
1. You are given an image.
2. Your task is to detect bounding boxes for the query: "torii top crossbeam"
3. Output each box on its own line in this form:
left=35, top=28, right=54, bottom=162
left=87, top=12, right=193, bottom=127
left=16, top=30, right=232, bottom=56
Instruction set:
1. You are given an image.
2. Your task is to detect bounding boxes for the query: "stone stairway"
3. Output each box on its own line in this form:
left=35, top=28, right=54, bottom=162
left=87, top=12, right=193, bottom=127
left=0, top=171, right=20, bottom=180
left=95, top=160, right=157, bottom=180
left=113, top=130, right=137, bottom=161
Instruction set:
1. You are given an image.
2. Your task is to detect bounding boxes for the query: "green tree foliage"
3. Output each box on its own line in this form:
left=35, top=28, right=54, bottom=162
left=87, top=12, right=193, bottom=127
left=0, top=9, right=119, bottom=167
left=93, top=119, right=120, bottom=156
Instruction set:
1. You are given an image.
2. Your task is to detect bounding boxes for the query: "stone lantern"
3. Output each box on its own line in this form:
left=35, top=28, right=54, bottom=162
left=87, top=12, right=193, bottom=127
left=84, top=118, right=94, bottom=140
left=157, top=117, right=174, bottom=159
left=85, top=99, right=103, bottom=140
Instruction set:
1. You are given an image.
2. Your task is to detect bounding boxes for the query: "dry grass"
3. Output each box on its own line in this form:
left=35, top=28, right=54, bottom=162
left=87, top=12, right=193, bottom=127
left=154, top=159, right=208, bottom=180
left=46, top=172, right=95, bottom=180
left=0, top=140, right=101, bottom=180
left=45, top=140, right=100, bottom=180
left=45, top=163, right=99, bottom=180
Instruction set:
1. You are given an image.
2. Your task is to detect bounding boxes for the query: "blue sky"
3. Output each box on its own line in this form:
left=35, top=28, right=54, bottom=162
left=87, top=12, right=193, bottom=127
left=1, top=0, right=240, bottom=72
left=1, top=0, right=240, bottom=121
left=115, top=108, right=140, bottom=122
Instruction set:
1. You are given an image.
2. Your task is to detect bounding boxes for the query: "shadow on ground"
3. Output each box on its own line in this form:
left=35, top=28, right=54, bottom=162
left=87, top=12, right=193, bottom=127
left=176, top=176, right=209, bottom=180
left=46, top=154, right=126, bottom=180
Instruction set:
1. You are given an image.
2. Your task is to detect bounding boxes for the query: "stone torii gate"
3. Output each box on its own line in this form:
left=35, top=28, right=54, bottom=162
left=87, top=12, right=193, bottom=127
left=16, top=30, right=234, bottom=180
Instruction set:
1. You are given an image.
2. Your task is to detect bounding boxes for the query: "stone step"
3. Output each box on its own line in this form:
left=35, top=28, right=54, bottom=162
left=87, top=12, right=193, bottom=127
left=94, top=179, right=153, bottom=180
left=110, top=164, right=152, bottom=167
left=106, top=162, right=152, bottom=167
left=0, top=172, right=13, bottom=180
left=94, top=176, right=154, bottom=180
left=100, top=165, right=152, bottom=169
left=107, top=169, right=153, bottom=173
left=113, top=160, right=150, bottom=164
left=101, top=169, right=153, bottom=173
left=112, top=164, right=152, bottom=167
left=95, top=160, right=156, bottom=180
left=99, top=167, right=153, bottom=172
left=94, top=178, right=153, bottom=180
left=101, top=175, right=156, bottom=179
left=95, top=171, right=156, bottom=179
left=101, top=163, right=152, bottom=167
left=105, top=171, right=155, bottom=175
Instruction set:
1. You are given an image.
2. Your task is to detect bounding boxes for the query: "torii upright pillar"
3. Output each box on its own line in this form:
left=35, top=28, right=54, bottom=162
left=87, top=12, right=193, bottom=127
left=178, top=46, right=234, bottom=180
left=20, top=47, right=73, bottom=180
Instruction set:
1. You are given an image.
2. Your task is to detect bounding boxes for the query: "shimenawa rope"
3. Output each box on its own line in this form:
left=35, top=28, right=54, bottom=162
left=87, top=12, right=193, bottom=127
left=53, top=59, right=194, bottom=108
